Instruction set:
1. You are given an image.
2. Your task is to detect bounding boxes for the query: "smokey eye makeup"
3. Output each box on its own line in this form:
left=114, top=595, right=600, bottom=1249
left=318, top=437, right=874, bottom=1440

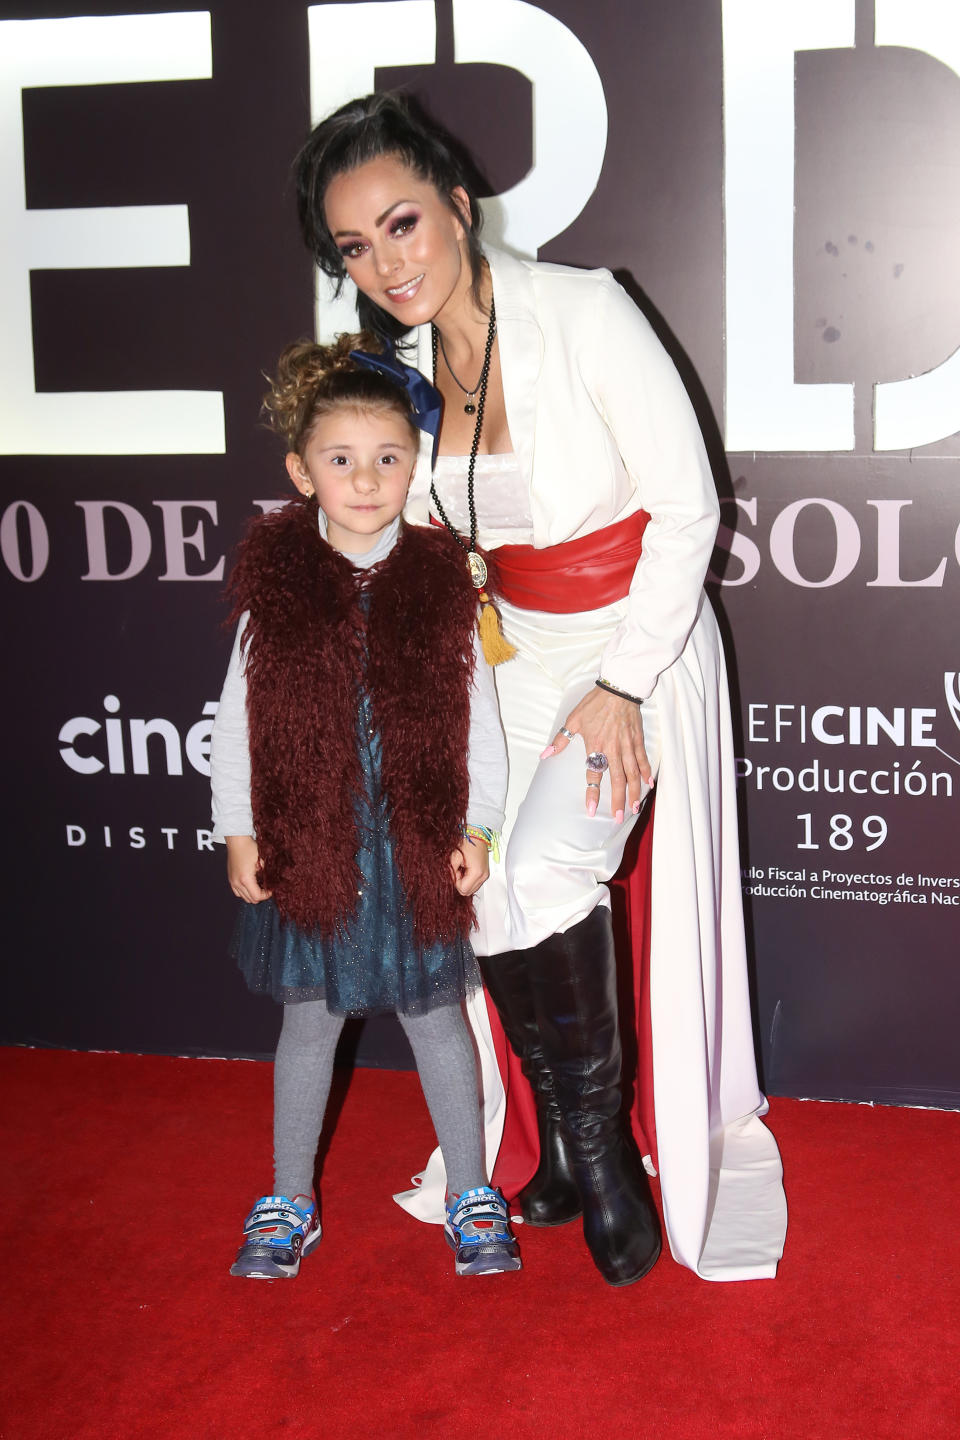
left=334, top=208, right=419, bottom=261
left=388, top=211, right=419, bottom=237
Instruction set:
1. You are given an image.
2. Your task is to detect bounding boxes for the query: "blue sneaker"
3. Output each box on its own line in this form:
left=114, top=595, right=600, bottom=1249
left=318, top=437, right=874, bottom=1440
left=229, top=1194, right=321, bottom=1279
left=444, top=1187, right=522, bottom=1276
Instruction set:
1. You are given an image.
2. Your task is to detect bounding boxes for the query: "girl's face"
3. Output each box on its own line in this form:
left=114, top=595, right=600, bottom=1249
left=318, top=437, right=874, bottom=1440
left=286, top=405, right=417, bottom=554
left=323, top=154, right=474, bottom=329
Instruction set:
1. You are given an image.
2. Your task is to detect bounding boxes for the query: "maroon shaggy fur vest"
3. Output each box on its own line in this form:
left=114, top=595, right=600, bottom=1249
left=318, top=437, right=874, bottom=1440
left=228, top=500, right=478, bottom=942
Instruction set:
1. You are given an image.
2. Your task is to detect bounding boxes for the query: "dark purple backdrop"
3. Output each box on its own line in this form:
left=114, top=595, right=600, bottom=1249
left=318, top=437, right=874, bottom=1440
left=2, top=0, right=958, bottom=1102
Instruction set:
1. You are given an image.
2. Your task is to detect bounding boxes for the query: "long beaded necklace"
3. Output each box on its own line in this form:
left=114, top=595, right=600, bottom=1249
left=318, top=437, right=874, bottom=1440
left=430, top=295, right=496, bottom=591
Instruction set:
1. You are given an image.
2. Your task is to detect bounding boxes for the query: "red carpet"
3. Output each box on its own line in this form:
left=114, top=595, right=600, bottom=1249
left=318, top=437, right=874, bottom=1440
left=2, top=1047, right=959, bottom=1440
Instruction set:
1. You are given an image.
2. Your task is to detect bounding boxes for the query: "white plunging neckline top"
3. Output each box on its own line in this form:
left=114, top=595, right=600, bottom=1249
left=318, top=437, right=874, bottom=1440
left=431, top=452, right=533, bottom=548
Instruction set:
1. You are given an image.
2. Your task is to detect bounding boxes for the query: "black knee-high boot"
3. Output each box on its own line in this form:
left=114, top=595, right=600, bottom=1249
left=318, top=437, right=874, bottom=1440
left=478, top=950, right=582, bottom=1226
left=525, top=905, right=662, bottom=1285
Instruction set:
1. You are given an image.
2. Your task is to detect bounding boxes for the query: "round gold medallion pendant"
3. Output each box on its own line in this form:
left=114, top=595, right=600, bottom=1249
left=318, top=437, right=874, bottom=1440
left=467, top=551, right=488, bottom=588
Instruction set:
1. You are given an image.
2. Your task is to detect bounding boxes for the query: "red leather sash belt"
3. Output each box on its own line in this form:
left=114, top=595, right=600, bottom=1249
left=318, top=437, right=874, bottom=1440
left=492, top=509, right=650, bottom=613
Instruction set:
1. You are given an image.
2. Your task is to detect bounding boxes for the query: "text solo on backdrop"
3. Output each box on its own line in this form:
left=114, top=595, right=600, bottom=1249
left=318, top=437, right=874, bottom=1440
left=2, top=0, right=958, bottom=1108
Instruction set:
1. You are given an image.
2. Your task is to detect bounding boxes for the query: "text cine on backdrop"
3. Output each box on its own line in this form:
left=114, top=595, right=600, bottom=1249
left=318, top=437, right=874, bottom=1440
left=1, top=0, right=958, bottom=1106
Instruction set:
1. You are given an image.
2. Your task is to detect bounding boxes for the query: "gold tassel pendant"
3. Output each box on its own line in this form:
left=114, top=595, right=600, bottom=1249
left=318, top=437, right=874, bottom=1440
left=477, top=590, right=517, bottom=667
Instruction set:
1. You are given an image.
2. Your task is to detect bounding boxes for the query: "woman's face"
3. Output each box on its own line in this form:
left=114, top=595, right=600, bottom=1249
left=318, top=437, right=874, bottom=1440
left=323, top=154, right=474, bottom=329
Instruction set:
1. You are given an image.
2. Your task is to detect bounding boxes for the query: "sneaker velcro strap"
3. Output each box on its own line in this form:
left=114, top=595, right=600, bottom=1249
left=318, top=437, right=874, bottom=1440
left=447, top=1187, right=513, bottom=1246
left=242, top=1196, right=312, bottom=1238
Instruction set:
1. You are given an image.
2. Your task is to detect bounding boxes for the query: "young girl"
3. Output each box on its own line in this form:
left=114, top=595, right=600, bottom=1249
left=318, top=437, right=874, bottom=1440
left=210, top=335, right=520, bottom=1280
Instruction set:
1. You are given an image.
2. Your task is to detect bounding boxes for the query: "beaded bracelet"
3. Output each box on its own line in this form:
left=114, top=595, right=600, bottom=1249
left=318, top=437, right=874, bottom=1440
left=596, top=676, right=645, bottom=706
left=462, top=824, right=501, bottom=862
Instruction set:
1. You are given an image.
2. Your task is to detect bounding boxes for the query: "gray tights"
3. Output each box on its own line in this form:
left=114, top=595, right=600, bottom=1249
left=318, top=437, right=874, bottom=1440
left=273, top=998, right=486, bottom=1201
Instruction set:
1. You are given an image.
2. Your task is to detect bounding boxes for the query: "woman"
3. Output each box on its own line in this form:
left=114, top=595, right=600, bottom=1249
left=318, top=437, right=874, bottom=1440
left=294, top=93, right=787, bottom=1285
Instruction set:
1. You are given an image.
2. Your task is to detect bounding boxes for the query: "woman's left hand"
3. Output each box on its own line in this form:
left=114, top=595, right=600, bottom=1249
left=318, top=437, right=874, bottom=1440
left=543, top=688, right=652, bottom=820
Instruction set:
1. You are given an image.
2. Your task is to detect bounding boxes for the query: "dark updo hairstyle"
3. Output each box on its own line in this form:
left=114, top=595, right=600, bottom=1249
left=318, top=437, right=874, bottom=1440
left=294, top=91, right=485, bottom=343
left=262, top=332, right=419, bottom=456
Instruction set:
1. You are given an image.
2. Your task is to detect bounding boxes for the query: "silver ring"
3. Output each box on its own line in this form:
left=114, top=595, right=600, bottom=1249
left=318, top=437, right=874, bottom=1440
left=558, top=726, right=575, bottom=740
left=585, top=751, right=609, bottom=773
left=586, top=781, right=601, bottom=791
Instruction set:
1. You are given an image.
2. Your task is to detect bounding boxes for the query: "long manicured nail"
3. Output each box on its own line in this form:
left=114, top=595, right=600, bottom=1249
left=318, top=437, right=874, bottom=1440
left=587, top=798, right=598, bottom=817
left=615, top=808, right=624, bottom=825
left=632, top=800, right=641, bottom=814
left=540, top=744, right=556, bottom=759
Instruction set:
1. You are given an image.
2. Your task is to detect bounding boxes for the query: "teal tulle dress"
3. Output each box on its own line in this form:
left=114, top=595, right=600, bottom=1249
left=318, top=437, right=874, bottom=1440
left=230, top=686, right=479, bottom=1017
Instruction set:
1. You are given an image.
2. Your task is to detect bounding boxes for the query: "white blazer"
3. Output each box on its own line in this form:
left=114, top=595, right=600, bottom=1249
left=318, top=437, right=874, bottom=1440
left=407, top=245, right=719, bottom=701
left=402, top=247, right=787, bottom=1281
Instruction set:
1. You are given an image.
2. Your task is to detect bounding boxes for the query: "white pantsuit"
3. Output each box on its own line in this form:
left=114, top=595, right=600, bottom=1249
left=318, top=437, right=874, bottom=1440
left=395, top=247, right=787, bottom=1282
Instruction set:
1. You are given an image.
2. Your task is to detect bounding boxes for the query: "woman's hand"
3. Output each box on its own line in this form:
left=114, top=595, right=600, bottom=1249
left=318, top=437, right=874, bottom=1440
left=543, top=688, right=651, bottom=820
left=449, top=837, right=491, bottom=896
left=225, top=835, right=272, bottom=903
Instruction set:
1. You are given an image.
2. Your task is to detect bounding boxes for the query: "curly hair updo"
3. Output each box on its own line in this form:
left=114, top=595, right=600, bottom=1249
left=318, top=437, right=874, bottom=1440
left=262, top=332, right=419, bottom=455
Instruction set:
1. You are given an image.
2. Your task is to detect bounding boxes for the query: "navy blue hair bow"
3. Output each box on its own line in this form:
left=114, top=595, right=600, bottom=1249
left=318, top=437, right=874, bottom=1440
left=349, top=345, right=442, bottom=467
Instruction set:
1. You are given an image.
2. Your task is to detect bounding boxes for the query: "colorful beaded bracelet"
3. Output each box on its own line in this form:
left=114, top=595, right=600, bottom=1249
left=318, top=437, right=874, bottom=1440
left=462, top=824, right=501, bottom=862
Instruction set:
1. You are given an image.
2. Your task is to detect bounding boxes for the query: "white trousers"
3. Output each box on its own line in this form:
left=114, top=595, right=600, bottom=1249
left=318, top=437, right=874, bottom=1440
left=473, top=596, right=660, bottom=956
left=397, top=595, right=787, bottom=1285
left=394, top=595, right=658, bottom=1222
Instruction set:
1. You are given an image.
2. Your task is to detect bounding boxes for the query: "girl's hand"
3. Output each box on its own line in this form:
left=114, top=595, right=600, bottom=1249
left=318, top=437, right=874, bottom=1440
left=543, top=688, right=651, bottom=821
left=225, top=835, right=272, bottom=903
left=449, top=837, right=491, bottom=896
